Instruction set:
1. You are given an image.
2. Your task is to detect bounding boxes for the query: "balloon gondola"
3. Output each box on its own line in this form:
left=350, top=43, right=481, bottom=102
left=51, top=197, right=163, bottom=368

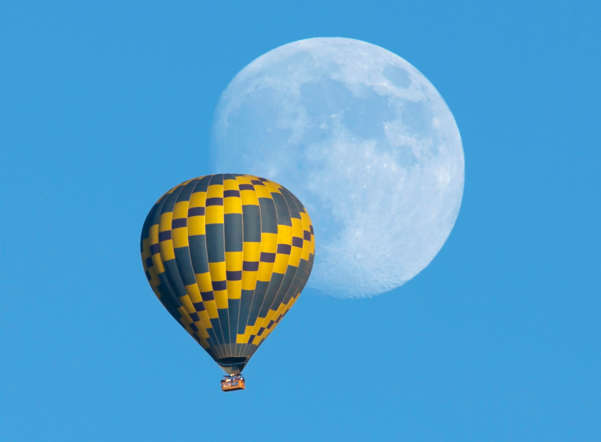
left=221, top=374, right=246, bottom=392
left=140, top=174, right=315, bottom=391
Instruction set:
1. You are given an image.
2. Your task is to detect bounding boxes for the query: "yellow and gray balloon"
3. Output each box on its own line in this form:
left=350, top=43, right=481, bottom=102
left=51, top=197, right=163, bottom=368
left=141, top=174, right=315, bottom=375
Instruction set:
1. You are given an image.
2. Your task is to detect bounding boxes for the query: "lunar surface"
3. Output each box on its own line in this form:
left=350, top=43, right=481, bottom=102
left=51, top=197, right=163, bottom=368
left=210, top=37, right=464, bottom=298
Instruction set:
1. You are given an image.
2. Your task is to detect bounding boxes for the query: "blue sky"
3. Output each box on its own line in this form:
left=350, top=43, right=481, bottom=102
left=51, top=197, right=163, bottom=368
left=1, top=1, right=599, bottom=441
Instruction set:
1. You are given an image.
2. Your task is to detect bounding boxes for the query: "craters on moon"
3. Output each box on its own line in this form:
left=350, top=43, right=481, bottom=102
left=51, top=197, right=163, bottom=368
left=211, top=37, right=464, bottom=298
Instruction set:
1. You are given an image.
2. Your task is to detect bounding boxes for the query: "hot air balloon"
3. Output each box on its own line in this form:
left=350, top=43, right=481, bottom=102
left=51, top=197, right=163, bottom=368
left=140, top=174, right=315, bottom=391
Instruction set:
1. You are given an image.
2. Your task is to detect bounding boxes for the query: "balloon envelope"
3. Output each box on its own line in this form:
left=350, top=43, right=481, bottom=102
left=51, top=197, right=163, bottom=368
left=141, top=174, right=315, bottom=374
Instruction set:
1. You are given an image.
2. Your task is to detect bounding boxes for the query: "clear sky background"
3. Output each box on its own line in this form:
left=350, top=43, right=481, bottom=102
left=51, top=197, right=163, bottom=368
left=1, top=1, right=599, bottom=441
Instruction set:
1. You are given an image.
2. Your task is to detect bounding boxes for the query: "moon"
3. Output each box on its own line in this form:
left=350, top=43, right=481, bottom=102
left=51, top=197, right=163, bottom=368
left=210, top=37, right=464, bottom=298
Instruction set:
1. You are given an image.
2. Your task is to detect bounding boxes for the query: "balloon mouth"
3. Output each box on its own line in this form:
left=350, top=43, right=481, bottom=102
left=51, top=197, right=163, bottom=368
left=217, top=357, right=248, bottom=375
